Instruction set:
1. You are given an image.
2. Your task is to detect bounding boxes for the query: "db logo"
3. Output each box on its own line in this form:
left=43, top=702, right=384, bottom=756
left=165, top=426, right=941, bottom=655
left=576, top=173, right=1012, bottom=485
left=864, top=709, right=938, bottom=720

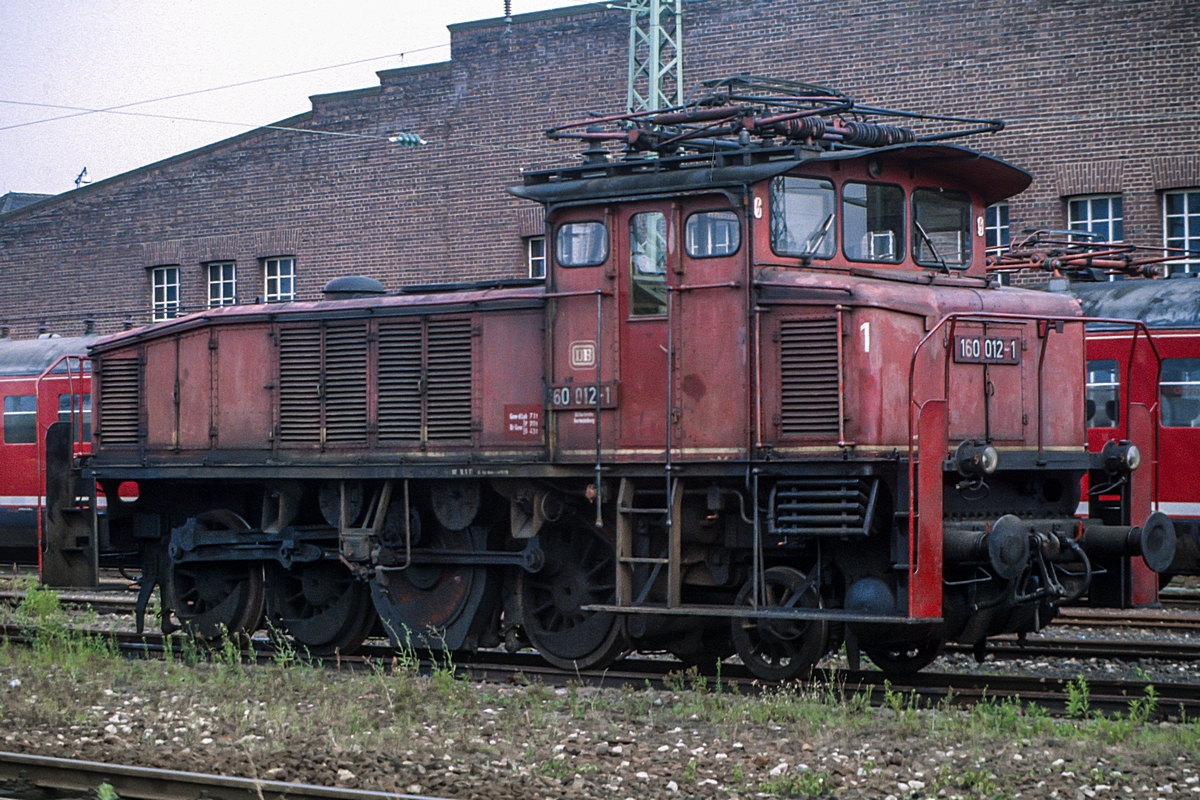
left=570, top=340, right=596, bottom=369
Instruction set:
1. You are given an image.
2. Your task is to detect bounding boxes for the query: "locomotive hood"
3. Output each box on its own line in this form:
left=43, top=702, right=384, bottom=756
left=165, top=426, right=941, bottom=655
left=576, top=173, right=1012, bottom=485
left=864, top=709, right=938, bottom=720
left=509, top=142, right=1031, bottom=208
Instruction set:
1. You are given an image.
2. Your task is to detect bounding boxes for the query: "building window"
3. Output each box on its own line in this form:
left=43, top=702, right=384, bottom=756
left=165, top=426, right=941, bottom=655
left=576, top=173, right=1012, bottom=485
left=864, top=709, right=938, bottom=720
left=264, top=257, right=295, bottom=302
left=1164, top=189, right=1200, bottom=276
left=1068, top=195, right=1123, bottom=242
left=527, top=237, right=546, bottom=278
left=208, top=262, right=237, bottom=307
left=3, top=395, right=36, bottom=444
left=985, top=202, right=1010, bottom=256
left=151, top=266, right=180, bottom=321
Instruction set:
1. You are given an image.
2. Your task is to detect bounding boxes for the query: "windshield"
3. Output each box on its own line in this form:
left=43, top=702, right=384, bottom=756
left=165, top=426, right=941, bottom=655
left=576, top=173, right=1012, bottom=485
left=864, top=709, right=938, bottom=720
left=770, top=176, right=836, bottom=260
left=912, top=188, right=972, bottom=269
left=843, top=182, right=904, bottom=263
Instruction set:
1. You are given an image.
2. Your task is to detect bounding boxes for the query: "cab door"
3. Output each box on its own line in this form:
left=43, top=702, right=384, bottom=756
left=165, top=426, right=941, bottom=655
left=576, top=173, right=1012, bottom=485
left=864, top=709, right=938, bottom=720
left=616, top=203, right=675, bottom=453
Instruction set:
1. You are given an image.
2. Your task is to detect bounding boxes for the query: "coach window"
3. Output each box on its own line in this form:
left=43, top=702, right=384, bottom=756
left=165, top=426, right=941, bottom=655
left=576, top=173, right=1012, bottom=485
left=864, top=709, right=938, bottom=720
left=629, top=212, right=667, bottom=316
left=686, top=210, right=740, bottom=258
left=1160, top=359, right=1200, bottom=427
left=1085, top=360, right=1119, bottom=428
left=770, top=177, right=835, bottom=260
left=264, top=257, right=296, bottom=302
left=842, top=182, right=904, bottom=263
left=3, top=395, right=36, bottom=444
left=150, top=266, right=180, bottom=321
left=912, top=188, right=972, bottom=269
left=208, top=262, right=237, bottom=307
left=555, top=222, right=608, bottom=267
left=1068, top=195, right=1123, bottom=242
left=58, top=393, right=91, bottom=440
left=1164, top=190, right=1200, bottom=277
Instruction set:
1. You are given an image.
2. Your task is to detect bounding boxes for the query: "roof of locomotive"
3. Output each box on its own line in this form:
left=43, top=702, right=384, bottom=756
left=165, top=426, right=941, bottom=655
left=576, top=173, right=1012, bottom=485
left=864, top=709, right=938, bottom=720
left=89, top=280, right=546, bottom=355
left=509, top=141, right=1031, bottom=208
left=1072, top=278, right=1200, bottom=330
left=0, top=336, right=96, bottom=377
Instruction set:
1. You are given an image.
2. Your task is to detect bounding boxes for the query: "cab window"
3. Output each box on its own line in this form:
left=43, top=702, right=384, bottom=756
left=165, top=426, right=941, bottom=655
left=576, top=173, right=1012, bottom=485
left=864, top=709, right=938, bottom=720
left=913, top=188, right=972, bottom=268
left=685, top=211, right=740, bottom=258
left=1086, top=360, right=1119, bottom=428
left=770, top=177, right=836, bottom=260
left=629, top=212, right=667, bottom=316
left=843, top=182, right=904, bottom=262
left=1161, top=358, right=1200, bottom=427
left=555, top=222, right=608, bottom=267
left=3, top=395, right=36, bottom=444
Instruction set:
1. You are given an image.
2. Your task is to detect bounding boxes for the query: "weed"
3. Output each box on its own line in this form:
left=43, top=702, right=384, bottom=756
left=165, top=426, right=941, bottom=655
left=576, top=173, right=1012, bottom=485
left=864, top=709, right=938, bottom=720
left=729, top=763, right=744, bottom=782
left=1065, top=675, right=1091, bottom=719
left=681, top=758, right=697, bottom=782
left=759, top=769, right=829, bottom=797
left=95, top=782, right=119, bottom=800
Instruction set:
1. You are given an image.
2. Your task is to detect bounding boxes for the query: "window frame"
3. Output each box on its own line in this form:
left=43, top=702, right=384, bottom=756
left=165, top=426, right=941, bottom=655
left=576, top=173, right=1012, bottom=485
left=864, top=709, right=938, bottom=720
left=684, top=209, right=742, bottom=259
left=1068, top=194, right=1123, bottom=243
left=1160, top=357, right=1200, bottom=428
left=841, top=180, right=905, bottom=264
left=526, top=236, right=547, bottom=279
left=207, top=261, right=237, bottom=307
left=769, top=175, right=837, bottom=261
left=1163, top=189, right=1200, bottom=276
left=150, top=265, right=181, bottom=322
left=985, top=201, right=1010, bottom=257
left=911, top=187, right=973, bottom=270
left=554, top=222, right=608, bottom=268
left=263, top=256, right=296, bottom=303
left=3, top=395, right=36, bottom=444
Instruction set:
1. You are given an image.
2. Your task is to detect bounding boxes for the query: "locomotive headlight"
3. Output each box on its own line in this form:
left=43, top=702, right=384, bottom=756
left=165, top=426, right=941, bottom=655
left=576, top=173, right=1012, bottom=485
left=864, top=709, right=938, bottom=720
left=955, top=440, right=999, bottom=476
left=1101, top=440, right=1141, bottom=473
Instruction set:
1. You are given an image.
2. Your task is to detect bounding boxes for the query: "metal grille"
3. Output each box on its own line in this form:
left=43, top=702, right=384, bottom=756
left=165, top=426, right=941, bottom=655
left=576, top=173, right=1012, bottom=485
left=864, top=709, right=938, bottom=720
left=769, top=477, right=878, bottom=538
left=377, top=320, right=422, bottom=442
left=278, top=327, right=321, bottom=444
left=425, top=319, right=473, bottom=441
left=323, top=325, right=368, bottom=443
left=98, top=358, right=140, bottom=445
left=779, top=317, right=840, bottom=436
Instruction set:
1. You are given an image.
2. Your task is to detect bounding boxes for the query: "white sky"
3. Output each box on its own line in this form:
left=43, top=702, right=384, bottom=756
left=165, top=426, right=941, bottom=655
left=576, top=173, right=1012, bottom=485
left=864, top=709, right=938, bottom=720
left=0, top=1, right=591, bottom=196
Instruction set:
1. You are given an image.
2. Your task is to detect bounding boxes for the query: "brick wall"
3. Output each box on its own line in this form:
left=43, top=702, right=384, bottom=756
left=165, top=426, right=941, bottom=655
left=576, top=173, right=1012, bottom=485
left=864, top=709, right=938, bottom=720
left=0, top=0, right=1195, bottom=337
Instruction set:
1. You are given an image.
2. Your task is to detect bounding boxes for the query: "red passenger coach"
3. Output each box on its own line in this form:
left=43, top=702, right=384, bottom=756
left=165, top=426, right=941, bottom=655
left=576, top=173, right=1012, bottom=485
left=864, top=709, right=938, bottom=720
left=0, top=336, right=92, bottom=561
left=52, top=78, right=1174, bottom=679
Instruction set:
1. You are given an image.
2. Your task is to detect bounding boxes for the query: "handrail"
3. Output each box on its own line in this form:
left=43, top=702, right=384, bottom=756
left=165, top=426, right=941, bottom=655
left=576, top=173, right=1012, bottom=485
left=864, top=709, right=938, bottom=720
left=904, top=312, right=1159, bottom=616
left=34, top=354, right=92, bottom=580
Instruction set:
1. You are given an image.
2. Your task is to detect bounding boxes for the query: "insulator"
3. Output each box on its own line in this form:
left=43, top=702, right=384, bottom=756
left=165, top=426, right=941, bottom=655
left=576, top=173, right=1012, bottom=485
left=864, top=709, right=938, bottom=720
left=841, top=121, right=916, bottom=147
left=388, top=132, right=426, bottom=147
left=777, top=116, right=827, bottom=141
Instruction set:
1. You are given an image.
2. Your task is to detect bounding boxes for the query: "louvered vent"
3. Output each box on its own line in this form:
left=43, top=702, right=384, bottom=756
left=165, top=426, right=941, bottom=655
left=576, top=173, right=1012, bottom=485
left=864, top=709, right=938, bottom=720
left=323, top=324, right=367, bottom=443
left=426, top=319, right=473, bottom=441
left=377, top=320, right=422, bottom=442
left=769, top=477, right=878, bottom=538
left=779, top=317, right=840, bottom=436
left=278, top=327, right=321, bottom=444
left=98, top=358, right=140, bottom=445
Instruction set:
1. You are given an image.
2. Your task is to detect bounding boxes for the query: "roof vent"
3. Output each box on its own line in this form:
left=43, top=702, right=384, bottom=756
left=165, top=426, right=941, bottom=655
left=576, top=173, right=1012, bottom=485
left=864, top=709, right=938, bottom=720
left=323, top=276, right=387, bottom=301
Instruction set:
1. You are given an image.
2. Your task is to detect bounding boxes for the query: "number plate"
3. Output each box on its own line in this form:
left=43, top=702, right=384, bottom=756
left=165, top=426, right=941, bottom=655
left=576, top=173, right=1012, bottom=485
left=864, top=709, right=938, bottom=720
left=550, top=382, right=619, bottom=410
left=952, top=335, right=1021, bottom=365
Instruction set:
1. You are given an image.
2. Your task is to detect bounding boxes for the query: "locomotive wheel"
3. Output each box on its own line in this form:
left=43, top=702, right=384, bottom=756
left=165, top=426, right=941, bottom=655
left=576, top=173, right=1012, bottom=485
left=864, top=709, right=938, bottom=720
left=370, top=523, right=490, bottom=651
left=517, top=518, right=627, bottom=671
left=167, top=511, right=264, bottom=639
left=863, top=638, right=943, bottom=676
left=730, top=566, right=828, bottom=682
left=265, top=561, right=377, bottom=656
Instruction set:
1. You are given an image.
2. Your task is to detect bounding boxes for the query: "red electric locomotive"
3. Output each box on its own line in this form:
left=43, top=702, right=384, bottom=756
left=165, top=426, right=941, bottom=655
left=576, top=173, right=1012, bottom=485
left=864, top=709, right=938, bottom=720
left=0, top=335, right=92, bottom=563
left=48, top=78, right=1174, bottom=679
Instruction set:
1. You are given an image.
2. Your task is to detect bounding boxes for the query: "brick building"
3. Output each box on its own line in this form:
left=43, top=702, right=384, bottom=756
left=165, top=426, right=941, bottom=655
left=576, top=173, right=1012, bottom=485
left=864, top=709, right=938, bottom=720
left=1, top=0, right=1197, bottom=336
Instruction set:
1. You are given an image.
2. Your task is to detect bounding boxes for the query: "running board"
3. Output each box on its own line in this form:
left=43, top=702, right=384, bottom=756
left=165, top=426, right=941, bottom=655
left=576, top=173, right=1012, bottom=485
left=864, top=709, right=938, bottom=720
left=581, top=603, right=942, bottom=625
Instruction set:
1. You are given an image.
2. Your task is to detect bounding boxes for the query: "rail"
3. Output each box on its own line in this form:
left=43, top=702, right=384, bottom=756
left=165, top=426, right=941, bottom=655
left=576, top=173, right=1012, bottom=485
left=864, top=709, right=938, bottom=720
left=904, top=312, right=1160, bottom=619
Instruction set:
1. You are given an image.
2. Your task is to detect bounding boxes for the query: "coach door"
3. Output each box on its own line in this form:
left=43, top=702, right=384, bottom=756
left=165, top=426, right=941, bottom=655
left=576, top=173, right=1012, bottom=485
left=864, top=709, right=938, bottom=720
left=617, top=203, right=677, bottom=453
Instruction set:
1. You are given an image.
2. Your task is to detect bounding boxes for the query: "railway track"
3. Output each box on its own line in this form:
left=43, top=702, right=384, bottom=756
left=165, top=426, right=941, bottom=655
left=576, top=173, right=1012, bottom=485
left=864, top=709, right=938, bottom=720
left=3, top=623, right=1197, bottom=718
left=0, top=751, right=451, bottom=800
